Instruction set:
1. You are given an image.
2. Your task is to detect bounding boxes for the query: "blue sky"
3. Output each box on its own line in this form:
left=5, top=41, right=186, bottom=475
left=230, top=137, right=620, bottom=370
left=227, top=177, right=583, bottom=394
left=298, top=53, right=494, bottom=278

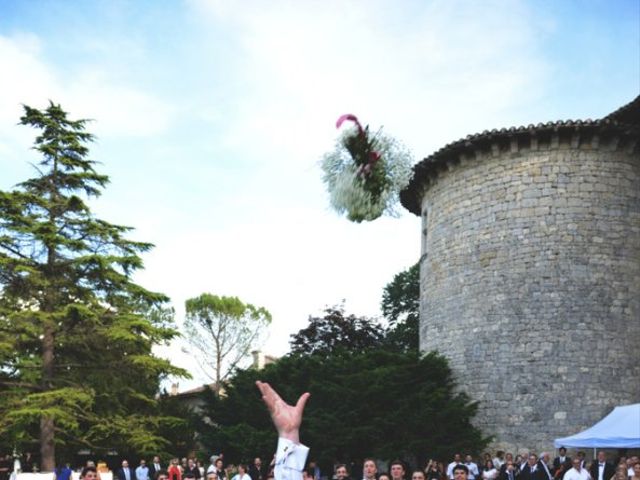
left=0, top=0, right=638, bottom=387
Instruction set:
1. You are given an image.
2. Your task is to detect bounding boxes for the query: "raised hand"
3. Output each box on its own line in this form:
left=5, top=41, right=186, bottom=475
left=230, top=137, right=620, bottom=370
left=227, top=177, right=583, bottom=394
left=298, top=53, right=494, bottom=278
left=256, top=380, right=310, bottom=444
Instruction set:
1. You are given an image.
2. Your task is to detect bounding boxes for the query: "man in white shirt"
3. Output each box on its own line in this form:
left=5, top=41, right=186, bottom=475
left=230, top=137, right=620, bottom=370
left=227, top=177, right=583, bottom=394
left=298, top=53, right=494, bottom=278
left=448, top=455, right=463, bottom=480
left=136, top=461, right=150, bottom=480
left=464, top=456, right=479, bottom=480
left=563, top=459, right=590, bottom=480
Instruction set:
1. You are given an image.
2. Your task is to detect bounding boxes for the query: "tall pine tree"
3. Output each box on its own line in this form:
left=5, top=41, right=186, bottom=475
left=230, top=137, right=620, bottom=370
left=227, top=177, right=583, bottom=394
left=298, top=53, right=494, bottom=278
left=0, top=103, right=186, bottom=470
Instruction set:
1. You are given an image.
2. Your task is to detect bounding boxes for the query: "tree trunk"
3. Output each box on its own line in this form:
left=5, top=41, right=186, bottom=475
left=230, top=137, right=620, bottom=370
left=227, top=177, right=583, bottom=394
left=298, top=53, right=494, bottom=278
left=40, top=319, right=55, bottom=472
left=39, top=416, right=55, bottom=472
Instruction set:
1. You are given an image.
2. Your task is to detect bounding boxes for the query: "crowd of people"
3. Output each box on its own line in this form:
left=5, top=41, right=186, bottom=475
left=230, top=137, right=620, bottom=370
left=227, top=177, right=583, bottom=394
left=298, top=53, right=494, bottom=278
left=2, top=448, right=635, bottom=480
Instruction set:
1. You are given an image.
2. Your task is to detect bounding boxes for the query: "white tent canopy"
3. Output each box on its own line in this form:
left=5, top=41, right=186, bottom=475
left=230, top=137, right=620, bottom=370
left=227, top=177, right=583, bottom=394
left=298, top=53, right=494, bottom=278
left=554, top=403, right=640, bottom=448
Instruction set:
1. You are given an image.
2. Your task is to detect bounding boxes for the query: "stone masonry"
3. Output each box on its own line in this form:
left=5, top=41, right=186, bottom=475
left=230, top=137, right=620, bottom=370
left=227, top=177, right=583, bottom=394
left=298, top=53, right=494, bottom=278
left=400, top=96, right=640, bottom=453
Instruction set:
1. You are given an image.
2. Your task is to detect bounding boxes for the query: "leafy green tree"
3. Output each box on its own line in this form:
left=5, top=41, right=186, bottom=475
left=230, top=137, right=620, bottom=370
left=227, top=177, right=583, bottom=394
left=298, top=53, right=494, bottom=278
left=382, top=262, right=420, bottom=351
left=184, top=294, right=272, bottom=385
left=198, top=350, right=489, bottom=467
left=155, top=390, right=199, bottom=459
left=0, top=103, right=186, bottom=470
left=289, top=305, right=384, bottom=355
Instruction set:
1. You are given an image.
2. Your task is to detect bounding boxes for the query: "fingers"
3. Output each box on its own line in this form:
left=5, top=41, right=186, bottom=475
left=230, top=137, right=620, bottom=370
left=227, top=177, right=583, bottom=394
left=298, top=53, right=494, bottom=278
left=256, top=381, right=273, bottom=412
left=256, top=380, right=282, bottom=414
left=295, top=392, right=311, bottom=412
left=256, top=380, right=310, bottom=415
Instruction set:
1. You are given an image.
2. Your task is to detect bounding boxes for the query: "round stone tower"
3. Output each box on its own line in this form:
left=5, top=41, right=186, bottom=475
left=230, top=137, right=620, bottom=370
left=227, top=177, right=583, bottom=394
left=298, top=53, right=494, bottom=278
left=400, top=96, right=640, bottom=453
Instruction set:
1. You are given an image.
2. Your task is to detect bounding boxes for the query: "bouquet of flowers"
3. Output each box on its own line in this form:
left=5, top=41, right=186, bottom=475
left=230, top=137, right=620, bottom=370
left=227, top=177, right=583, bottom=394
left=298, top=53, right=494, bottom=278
left=321, top=114, right=413, bottom=222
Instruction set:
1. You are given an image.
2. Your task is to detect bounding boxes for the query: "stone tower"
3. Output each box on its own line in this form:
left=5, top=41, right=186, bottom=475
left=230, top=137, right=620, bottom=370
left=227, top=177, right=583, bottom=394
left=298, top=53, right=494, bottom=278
left=400, top=96, right=640, bottom=453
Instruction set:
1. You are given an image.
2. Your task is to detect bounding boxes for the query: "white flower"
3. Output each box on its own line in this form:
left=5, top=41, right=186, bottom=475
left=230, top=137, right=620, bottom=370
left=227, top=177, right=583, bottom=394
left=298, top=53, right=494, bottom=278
left=321, top=127, right=414, bottom=222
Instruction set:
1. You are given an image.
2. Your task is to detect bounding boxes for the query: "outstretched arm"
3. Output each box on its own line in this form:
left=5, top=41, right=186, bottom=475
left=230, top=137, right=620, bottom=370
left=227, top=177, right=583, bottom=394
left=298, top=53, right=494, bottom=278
left=255, top=381, right=311, bottom=480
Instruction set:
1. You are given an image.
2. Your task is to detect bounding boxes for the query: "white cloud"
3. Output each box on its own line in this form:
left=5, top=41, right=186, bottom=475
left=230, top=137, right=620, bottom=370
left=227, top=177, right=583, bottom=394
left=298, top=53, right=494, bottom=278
left=187, top=0, right=551, bottom=188
left=0, top=32, right=174, bottom=143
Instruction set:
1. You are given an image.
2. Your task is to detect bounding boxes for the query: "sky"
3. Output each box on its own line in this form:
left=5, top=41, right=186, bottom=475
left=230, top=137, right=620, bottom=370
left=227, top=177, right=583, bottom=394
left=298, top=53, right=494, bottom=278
left=0, top=0, right=638, bottom=389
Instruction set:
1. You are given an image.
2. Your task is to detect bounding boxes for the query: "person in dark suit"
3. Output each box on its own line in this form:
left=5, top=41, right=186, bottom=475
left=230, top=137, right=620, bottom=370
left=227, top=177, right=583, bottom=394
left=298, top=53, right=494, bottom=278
left=589, top=452, right=615, bottom=480
left=0, top=454, right=12, bottom=480
left=249, top=458, right=264, bottom=480
left=149, top=458, right=163, bottom=480
left=518, top=455, right=545, bottom=480
left=499, top=460, right=517, bottom=480
left=553, top=449, right=571, bottom=478
left=117, top=460, right=135, bottom=480
left=537, top=454, right=553, bottom=480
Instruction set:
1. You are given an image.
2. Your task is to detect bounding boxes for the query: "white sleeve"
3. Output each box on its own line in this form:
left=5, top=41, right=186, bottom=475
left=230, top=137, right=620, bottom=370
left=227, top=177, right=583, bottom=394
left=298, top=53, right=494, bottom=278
left=447, top=464, right=454, bottom=479
left=274, top=437, right=309, bottom=480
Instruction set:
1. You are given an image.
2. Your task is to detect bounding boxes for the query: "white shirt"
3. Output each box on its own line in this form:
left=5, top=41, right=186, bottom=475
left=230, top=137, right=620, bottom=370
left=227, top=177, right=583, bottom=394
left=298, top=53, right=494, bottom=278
left=482, top=469, right=498, bottom=480
left=493, top=460, right=504, bottom=471
left=563, top=468, right=590, bottom=480
left=447, top=462, right=459, bottom=480
left=466, top=463, right=479, bottom=480
left=136, top=466, right=149, bottom=480
left=274, top=437, right=309, bottom=480
left=233, top=474, right=252, bottom=480
left=597, top=463, right=605, bottom=480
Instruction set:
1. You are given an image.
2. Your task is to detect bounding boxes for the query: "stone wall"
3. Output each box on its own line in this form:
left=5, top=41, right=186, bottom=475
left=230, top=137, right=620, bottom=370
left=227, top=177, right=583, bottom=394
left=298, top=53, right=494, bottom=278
left=418, top=136, right=640, bottom=453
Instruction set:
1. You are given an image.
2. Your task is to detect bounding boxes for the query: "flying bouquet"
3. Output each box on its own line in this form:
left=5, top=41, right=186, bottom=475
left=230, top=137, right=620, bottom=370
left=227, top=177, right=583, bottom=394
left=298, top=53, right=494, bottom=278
left=321, top=114, right=413, bottom=222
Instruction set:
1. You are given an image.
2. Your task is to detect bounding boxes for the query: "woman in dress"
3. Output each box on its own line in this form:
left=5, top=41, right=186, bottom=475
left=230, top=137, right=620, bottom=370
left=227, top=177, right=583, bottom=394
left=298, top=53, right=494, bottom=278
left=481, top=461, right=498, bottom=480
left=168, top=459, right=182, bottom=480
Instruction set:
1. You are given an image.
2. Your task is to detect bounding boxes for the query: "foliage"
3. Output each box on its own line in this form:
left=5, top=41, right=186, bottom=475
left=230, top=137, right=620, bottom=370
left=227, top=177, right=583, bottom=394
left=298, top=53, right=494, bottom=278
left=289, top=306, right=384, bottom=356
left=0, top=103, right=187, bottom=469
left=321, top=115, right=413, bottom=222
left=382, top=262, right=420, bottom=352
left=184, top=294, right=272, bottom=384
left=155, top=391, right=199, bottom=459
left=198, top=350, right=489, bottom=467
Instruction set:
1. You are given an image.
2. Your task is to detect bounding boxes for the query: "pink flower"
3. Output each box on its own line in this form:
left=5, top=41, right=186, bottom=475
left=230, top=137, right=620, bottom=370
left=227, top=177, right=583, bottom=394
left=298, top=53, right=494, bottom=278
left=336, top=113, right=364, bottom=134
